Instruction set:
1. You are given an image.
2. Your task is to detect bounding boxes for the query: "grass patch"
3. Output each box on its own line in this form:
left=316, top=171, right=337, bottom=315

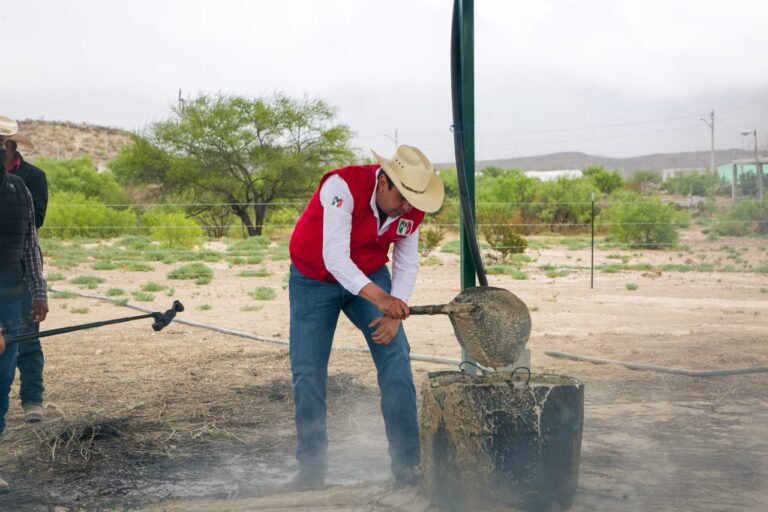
left=52, top=290, right=78, bottom=299
left=141, top=282, right=167, bottom=292
left=625, top=282, right=639, bottom=291
left=760, top=287, right=768, bottom=294
left=112, top=298, right=129, bottom=306
left=131, top=291, right=155, bottom=302
left=240, top=304, right=263, bottom=312
left=545, top=269, right=569, bottom=278
left=196, top=304, right=212, bottom=311
left=238, top=268, right=272, bottom=277
left=529, top=305, right=540, bottom=312
left=246, top=253, right=266, bottom=264
left=226, top=237, right=271, bottom=255
left=92, top=260, right=118, bottom=270
left=167, top=263, right=214, bottom=282
left=106, top=288, right=125, bottom=296
left=46, top=272, right=65, bottom=282
left=120, top=262, right=154, bottom=272
left=486, top=265, right=528, bottom=280
left=249, top=286, right=277, bottom=301
left=70, top=275, right=106, bottom=289
left=421, top=256, right=442, bottom=266
left=70, top=307, right=90, bottom=314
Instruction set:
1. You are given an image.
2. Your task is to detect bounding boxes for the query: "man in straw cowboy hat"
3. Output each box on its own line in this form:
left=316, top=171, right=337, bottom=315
left=2, top=129, right=49, bottom=425
left=0, top=133, right=49, bottom=494
left=285, top=145, right=444, bottom=490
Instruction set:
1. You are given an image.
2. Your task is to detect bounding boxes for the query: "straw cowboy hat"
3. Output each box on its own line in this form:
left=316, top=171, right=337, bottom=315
left=371, top=145, right=444, bottom=213
left=0, top=115, right=18, bottom=137
left=5, top=133, right=34, bottom=152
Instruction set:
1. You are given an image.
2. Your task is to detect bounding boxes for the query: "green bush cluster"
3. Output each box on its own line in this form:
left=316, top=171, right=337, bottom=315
left=143, top=210, right=203, bottom=249
left=41, top=191, right=137, bottom=239
left=603, top=192, right=685, bottom=249
left=714, top=199, right=768, bottom=236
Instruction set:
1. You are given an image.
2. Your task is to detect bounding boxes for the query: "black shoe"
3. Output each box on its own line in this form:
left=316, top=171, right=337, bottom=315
left=279, top=468, right=326, bottom=492
left=393, top=465, right=420, bottom=487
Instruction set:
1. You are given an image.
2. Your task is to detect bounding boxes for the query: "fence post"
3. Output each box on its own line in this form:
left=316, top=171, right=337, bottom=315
left=591, top=193, right=595, bottom=289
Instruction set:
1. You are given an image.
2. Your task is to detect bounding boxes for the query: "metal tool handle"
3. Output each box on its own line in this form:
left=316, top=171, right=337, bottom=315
left=409, top=304, right=449, bottom=315
left=4, top=301, right=185, bottom=344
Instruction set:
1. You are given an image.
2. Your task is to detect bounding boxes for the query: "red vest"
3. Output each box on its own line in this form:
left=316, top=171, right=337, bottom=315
left=290, top=165, right=425, bottom=282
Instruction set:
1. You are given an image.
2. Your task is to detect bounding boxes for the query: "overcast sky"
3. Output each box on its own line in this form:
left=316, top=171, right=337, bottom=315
left=3, top=0, right=767, bottom=163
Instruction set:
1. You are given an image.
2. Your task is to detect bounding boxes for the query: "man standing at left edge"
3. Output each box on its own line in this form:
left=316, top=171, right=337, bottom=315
left=2, top=128, right=48, bottom=424
left=0, top=116, right=49, bottom=495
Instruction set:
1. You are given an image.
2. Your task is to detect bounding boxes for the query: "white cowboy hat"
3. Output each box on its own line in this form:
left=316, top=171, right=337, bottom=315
left=371, top=145, right=444, bottom=213
left=5, top=133, right=34, bottom=152
left=0, top=115, right=18, bottom=136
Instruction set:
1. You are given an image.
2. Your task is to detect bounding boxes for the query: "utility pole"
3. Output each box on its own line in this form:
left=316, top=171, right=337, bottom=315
left=383, top=129, right=398, bottom=151
left=700, top=109, right=715, bottom=174
left=178, top=89, right=186, bottom=112
left=741, top=129, right=763, bottom=200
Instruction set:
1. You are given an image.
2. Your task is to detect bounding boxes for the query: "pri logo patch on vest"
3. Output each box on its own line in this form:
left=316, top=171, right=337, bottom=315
left=396, top=219, right=414, bottom=236
left=331, top=196, right=344, bottom=207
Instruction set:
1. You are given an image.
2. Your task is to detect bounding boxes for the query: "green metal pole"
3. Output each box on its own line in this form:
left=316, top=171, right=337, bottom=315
left=454, top=0, right=476, bottom=368
left=457, top=0, right=476, bottom=292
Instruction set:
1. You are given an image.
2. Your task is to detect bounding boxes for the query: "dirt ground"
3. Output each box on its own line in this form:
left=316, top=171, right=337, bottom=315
left=1, top=228, right=767, bottom=511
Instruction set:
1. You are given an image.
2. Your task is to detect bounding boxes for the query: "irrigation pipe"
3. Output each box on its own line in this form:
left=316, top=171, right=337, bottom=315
left=545, top=350, right=768, bottom=377
left=52, top=289, right=466, bottom=368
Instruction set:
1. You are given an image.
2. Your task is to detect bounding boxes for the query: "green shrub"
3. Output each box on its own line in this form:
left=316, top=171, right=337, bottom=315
left=197, top=304, right=212, bottom=311
left=106, top=288, right=125, bottom=296
left=714, top=199, right=768, bottom=236
left=481, top=209, right=528, bottom=261
left=46, top=272, right=65, bottom=282
left=70, top=307, right=90, bottom=314
left=37, top=156, right=128, bottom=205
left=143, top=210, right=203, bottom=249
left=41, top=191, right=137, bottom=239
left=603, top=192, right=683, bottom=249
left=626, top=282, right=639, bottom=291
left=419, top=226, right=446, bottom=257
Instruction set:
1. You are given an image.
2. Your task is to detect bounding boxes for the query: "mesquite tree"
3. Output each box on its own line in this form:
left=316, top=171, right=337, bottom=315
left=112, top=93, right=353, bottom=236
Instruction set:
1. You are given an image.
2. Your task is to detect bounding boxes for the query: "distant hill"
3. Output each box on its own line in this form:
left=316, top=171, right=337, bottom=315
left=437, top=149, right=753, bottom=176
left=17, top=119, right=132, bottom=170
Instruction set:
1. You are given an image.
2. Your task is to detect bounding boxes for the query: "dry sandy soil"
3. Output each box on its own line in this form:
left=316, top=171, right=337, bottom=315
left=0, top=228, right=767, bottom=511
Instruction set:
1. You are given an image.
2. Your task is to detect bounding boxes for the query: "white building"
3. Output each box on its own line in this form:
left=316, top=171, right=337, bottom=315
left=524, top=169, right=582, bottom=182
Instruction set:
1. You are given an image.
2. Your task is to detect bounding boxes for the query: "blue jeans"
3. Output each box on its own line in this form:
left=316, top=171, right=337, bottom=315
left=0, top=299, right=22, bottom=435
left=17, top=282, right=44, bottom=406
left=289, top=265, right=420, bottom=475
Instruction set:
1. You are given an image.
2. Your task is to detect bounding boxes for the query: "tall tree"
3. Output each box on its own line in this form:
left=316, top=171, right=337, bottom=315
left=111, top=94, right=353, bottom=236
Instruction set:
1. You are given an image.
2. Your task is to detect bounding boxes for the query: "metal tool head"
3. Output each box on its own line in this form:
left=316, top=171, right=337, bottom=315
left=151, top=300, right=185, bottom=331
left=447, top=286, right=531, bottom=369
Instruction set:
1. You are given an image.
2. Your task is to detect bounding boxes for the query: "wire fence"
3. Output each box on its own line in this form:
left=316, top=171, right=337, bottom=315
left=36, top=198, right=767, bottom=285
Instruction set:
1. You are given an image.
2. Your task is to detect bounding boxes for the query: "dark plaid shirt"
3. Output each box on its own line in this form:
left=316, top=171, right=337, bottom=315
left=21, top=185, right=47, bottom=301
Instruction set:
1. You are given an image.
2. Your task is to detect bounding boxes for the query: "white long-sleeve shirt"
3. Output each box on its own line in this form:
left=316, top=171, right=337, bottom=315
left=319, top=171, right=420, bottom=302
